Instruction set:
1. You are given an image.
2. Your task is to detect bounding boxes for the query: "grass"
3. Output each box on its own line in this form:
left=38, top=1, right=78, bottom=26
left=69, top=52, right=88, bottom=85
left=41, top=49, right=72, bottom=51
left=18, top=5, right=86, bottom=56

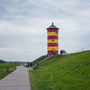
left=30, top=51, right=90, bottom=90
left=32, top=55, right=47, bottom=66
left=0, top=71, right=13, bottom=79
left=0, top=62, right=20, bottom=79
left=0, top=62, right=20, bottom=69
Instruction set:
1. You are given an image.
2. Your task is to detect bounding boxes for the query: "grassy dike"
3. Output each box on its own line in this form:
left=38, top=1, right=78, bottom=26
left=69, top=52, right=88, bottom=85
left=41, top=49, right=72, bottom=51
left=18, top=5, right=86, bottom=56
left=0, top=63, right=20, bottom=79
left=30, top=51, right=90, bottom=90
left=32, top=55, right=47, bottom=65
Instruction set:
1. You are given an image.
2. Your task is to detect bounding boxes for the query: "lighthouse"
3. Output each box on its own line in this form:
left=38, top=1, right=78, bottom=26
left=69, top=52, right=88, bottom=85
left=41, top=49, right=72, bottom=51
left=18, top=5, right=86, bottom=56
left=47, top=23, right=59, bottom=55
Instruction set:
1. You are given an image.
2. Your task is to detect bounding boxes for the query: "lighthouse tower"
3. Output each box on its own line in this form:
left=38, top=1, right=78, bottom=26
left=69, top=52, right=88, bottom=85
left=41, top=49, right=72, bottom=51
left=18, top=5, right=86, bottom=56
left=47, top=23, right=59, bottom=55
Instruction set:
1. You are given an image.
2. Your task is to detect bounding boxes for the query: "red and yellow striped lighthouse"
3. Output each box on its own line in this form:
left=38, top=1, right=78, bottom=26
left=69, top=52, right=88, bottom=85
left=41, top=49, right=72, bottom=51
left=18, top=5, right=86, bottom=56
left=47, top=23, right=59, bottom=55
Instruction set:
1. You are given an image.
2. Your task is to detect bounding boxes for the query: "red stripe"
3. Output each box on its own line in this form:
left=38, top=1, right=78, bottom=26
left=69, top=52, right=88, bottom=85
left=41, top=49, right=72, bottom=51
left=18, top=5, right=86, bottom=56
left=47, top=28, right=59, bottom=31
left=48, top=51, right=58, bottom=54
left=48, top=36, right=58, bottom=39
left=47, top=29, right=57, bottom=32
left=48, top=43, right=58, bottom=47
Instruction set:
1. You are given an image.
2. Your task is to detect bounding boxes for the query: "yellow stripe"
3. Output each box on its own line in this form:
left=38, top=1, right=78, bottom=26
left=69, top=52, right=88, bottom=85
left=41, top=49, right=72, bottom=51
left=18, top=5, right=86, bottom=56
left=48, top=32, right=58, bottom=36
left=48, top=39, right=58, bottom=43
left=48, top=47, right=58, bottom=50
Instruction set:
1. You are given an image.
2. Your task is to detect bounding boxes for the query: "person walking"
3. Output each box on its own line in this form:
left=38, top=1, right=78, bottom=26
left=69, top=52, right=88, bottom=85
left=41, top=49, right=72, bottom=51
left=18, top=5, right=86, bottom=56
left=31, top=62, right=32, bottom=67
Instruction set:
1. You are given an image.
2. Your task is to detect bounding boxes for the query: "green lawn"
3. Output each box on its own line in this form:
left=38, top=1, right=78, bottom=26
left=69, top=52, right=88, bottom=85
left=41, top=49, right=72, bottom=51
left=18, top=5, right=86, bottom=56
left=30, top=51, right=90, bottom=90
left=0, top=71, right=13, bottom=79
left=0, top=62, right=20, bottom=69
left=0, top=62, right=20, bottom=79
left=32, top=55, right=47, bottom=66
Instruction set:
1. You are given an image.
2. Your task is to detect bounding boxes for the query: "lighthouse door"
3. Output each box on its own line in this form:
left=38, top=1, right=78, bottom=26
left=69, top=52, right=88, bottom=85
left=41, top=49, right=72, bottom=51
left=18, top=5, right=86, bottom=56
left=52, top=48, right=55, bottom=54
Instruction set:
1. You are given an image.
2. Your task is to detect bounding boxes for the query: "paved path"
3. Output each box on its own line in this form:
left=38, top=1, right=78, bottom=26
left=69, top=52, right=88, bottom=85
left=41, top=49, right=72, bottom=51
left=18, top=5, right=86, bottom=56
left=0, top=66, right=31, bottom=90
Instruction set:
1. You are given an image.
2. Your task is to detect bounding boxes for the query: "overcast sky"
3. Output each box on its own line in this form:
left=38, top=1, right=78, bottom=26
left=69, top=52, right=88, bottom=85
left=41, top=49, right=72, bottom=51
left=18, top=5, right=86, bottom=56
left=0, top=0, right=90, bottom=62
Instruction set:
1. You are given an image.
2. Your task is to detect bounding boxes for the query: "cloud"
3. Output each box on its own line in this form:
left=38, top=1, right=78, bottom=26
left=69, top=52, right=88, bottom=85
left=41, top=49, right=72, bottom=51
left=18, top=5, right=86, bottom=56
left=0, top=0, right=90, bottom=61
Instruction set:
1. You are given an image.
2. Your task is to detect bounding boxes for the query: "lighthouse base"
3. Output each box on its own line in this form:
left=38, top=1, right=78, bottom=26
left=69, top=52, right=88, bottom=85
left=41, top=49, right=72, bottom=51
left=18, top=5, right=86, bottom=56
left=48, top=51, right=58, bottom=55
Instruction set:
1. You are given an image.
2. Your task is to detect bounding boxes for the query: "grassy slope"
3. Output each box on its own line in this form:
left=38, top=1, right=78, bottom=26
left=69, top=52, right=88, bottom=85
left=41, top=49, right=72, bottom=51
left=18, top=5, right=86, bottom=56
left=32, top=55, right=47, bottom=66
left=30, top=51, right=90, bottom=90
left=0, top=63, right=20, bottom=79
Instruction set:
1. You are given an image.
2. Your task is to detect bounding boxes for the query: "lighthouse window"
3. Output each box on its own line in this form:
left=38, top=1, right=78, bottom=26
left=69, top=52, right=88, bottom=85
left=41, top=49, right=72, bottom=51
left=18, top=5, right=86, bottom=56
left=56, top=30, right=58, bottom=34
left=52, top=40, right=54, bottom=42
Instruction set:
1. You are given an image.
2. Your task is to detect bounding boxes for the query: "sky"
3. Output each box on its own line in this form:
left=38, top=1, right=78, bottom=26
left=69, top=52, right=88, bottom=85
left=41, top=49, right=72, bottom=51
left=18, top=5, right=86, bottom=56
left=0, top=0, right=90, bottom=62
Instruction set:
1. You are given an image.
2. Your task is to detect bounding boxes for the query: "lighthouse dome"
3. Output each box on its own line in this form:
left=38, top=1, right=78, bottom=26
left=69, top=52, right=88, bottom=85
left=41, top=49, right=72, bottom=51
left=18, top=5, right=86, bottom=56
left=47, top=23, right=59, bottom=30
